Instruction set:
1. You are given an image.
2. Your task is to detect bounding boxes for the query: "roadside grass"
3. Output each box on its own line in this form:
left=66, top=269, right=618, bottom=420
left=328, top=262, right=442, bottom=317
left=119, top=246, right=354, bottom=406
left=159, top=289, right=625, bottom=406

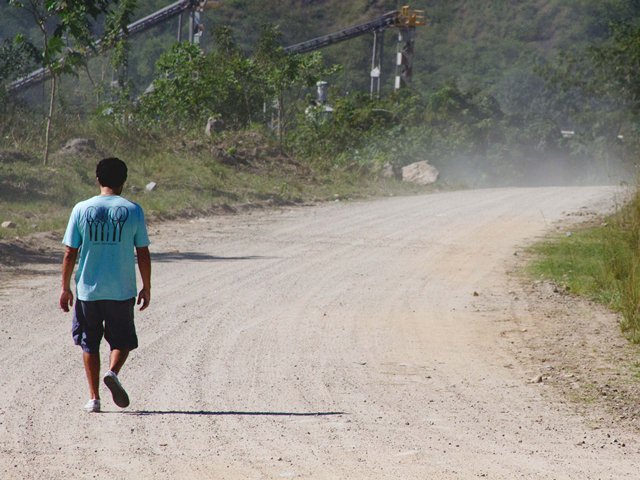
left=0, top=121, right=430, bottom=241
left=528, top=189, right=640, bottom=343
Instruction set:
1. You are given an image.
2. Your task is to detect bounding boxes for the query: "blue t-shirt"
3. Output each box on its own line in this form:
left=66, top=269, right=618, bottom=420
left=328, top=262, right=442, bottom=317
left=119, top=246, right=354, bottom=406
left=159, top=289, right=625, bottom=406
left=63, top=195, right=150, bottom=301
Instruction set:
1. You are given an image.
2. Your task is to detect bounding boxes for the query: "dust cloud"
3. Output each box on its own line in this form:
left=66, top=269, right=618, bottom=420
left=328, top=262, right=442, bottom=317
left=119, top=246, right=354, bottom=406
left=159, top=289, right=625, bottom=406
left=429, top=153, right=635, bottom=188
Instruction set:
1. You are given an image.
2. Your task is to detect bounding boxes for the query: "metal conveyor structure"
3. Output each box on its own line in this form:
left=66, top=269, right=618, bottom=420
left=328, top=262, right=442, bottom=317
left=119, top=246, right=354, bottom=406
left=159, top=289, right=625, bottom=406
left=7, top=3, right=424, bottom=96
left=7, top=0, right=206, bottom=93
left=283, top=11, right=398, bottom=55
left=284, top=6, right=424, bottom=95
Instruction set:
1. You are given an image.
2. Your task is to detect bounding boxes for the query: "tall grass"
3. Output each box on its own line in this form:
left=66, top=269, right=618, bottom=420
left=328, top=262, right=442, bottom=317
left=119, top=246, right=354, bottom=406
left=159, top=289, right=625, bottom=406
left=529, top=188, right=640, bottom=343
left=611, top=189, right=640, bottom=342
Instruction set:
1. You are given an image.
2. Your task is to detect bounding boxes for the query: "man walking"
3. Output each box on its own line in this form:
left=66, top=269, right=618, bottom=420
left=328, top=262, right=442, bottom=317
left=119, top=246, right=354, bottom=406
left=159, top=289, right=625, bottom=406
left=60, top=157, right=151, bottom=413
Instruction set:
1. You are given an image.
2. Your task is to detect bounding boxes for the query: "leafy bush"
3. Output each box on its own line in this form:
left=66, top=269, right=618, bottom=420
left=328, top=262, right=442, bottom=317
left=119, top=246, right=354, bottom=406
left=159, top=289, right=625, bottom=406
left=131, top=26, right=333, bottom=132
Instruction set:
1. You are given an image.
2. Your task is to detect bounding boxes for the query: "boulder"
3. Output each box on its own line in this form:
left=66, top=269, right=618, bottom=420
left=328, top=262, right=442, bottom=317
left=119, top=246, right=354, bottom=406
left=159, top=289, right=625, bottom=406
left=205, top=116, right=224, bottom=136
left=402, top=161, right=439, bottom=185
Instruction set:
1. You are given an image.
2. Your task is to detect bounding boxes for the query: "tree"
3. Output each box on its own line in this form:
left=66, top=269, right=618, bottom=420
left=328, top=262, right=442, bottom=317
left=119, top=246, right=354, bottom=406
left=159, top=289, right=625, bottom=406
left=0, top=35, right=39, bottom=110
left=135, top=24, right=336, bottom=133
left=100, top=0, right=137, bottom=121
left=254, top=24, right=337, bottom=141
left=7, top=0, right=130, bottom=164
left=135, top=41, right=211, bottom=128
left=589, top=23, right=640, bottom=115
left=542, top=17, right=640, bottom=167
left=0, top=36, right=38, bottom=84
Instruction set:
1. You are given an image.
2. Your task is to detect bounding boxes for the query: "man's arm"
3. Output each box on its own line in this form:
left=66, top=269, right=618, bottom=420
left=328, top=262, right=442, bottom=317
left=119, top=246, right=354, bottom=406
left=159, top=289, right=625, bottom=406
left=60, top=246, right=78, bottom=312
left=136, top=246, right=151, bottom=311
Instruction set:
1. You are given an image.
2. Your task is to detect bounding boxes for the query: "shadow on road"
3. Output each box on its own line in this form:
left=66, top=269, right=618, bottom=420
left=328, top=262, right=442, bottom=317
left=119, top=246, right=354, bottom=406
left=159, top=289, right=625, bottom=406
left=122, top=410, right=346, bottom=417
left=152, top=252, right=273, bottom=262
left=0, top=242, right=60, bottom=266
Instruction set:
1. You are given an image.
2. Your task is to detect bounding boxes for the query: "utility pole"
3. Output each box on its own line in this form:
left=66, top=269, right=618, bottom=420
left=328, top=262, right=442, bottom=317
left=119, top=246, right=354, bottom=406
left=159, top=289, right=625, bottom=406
left=370, top=29, right=384, bottom=98
left=394, top=6, right=425, bottom=91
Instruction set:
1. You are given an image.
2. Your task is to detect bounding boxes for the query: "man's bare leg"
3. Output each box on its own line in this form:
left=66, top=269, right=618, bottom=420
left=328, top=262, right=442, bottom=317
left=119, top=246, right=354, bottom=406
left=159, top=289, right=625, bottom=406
left=109, top=349, right=129, bottom=375
left=83, top=352, right=100, bottom=400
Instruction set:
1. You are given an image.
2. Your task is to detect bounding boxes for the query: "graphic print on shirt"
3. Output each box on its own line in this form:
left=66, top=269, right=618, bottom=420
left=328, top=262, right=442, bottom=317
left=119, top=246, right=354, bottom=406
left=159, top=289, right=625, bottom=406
left=85, top=206, right=129, bottom=243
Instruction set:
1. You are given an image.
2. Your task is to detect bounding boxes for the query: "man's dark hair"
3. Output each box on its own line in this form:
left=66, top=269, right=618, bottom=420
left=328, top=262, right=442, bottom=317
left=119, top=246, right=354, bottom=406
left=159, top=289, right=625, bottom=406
left=96, top=157, right=128, bottom=188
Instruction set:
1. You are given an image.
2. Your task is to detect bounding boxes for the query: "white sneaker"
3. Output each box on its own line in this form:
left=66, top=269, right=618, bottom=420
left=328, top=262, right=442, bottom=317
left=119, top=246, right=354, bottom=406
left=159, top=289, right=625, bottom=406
left=103, top=370, right=130, bottom=408
left=84, top=399, right=101, bottom=413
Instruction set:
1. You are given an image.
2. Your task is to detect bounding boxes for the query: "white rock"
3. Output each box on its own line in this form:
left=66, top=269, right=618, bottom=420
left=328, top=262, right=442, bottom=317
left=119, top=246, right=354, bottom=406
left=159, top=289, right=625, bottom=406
left=1, top=221, right=16, bottom=228
left=145, top=182, right=157, bottom=192
left=402, top=161, right=439, bottom=185
left=205, top=116, right=224, bottom=136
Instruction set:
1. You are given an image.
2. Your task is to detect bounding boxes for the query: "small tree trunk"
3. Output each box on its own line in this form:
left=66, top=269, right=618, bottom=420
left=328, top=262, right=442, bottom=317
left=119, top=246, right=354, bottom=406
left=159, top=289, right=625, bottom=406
left=277, top=91, right=284, bottom=144
left=43, top=72, right=56, bottom=166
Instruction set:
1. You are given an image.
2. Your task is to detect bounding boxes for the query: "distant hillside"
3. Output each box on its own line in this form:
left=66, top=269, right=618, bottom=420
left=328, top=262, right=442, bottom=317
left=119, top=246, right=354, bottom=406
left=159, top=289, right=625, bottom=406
left=415, top=1, right=625, bottom=88
left=1, top=0, right=636, bottom=104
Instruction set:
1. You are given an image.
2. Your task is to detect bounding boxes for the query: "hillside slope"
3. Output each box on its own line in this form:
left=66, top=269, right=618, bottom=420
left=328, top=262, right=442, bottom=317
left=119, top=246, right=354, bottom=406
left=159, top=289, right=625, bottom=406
left=0, top=0, right=632, bottom=99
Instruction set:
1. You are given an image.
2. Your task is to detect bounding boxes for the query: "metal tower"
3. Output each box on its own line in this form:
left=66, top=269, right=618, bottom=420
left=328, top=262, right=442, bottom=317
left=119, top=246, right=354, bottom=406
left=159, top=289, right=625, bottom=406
left=394, top=6, right=425, bottom=91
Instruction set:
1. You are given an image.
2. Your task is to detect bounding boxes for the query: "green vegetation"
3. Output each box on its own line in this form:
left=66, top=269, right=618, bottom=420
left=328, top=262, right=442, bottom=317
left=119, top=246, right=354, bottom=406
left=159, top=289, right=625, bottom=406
left=5, top=0, right=135, bottom=164
left=525, top=11, right=640, bottom=344
left=528, top=227, right=620, bottom=304
left=528, top=191, right=640, bottom=343
left=0, top=114, right=427, bottom=240
left=2, top=0, right=638, bottom=186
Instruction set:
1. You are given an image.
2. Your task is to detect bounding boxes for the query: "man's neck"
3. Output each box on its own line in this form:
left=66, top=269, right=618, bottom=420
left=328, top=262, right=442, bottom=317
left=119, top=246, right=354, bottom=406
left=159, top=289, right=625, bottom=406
left=99, top=186, right=122, bottom=196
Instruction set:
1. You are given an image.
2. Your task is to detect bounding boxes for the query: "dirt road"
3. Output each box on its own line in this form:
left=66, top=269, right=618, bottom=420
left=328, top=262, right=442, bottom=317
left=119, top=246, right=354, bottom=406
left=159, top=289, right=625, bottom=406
left=0, top=186, right=638, bottom=479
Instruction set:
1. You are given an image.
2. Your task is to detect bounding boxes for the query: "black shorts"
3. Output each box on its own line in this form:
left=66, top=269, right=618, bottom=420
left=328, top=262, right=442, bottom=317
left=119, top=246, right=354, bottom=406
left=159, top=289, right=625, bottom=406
left=72, top=298, right=138, bottom=354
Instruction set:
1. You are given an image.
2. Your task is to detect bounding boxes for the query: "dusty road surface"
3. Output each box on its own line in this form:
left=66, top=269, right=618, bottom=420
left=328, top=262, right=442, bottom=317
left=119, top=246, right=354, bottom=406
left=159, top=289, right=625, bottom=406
left=1, top=186, right=638, bottom=479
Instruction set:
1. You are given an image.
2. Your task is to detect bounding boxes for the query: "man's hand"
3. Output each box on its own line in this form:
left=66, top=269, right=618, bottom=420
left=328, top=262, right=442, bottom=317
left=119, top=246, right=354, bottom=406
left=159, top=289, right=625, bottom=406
left=60, top=289, right=74, bottom=312
left=137, top=287, right=151, bottom=311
